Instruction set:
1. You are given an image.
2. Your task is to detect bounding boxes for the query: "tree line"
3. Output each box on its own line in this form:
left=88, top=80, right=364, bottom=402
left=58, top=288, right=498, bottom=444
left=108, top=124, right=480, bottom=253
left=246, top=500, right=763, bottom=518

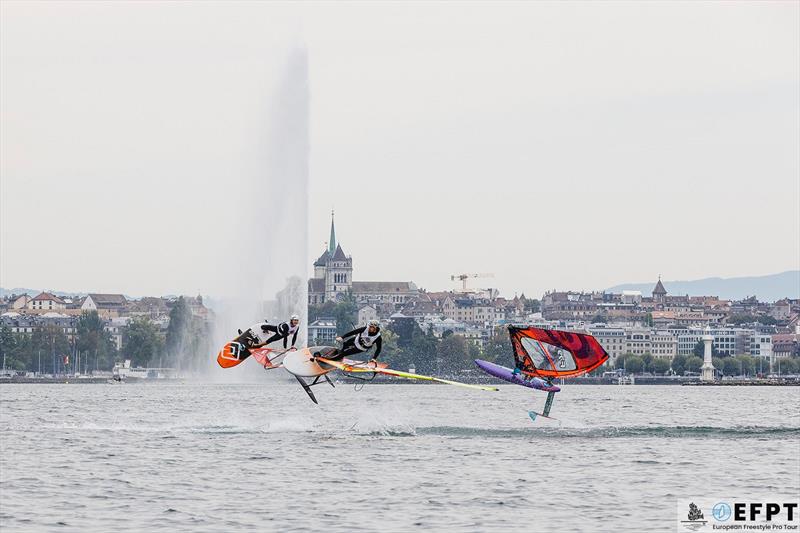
left=309, top=298, right=800, bottom=377
left=0, top=297, right=211, bottom=373
left=611, top=352, right=798, bottom=376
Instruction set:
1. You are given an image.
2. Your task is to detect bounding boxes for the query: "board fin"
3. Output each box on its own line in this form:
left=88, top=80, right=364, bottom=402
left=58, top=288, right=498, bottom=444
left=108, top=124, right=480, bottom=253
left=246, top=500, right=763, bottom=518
left=294, top=375, right=318, bottom=404
left=542, top=390, right=556, bottom=416
left=528, top=391, right=557, bottom=422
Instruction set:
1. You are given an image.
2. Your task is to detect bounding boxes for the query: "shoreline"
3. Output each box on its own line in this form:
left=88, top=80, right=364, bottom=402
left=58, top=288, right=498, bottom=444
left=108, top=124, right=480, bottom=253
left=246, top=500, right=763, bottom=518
left=2, top=376, right=798, bottom=386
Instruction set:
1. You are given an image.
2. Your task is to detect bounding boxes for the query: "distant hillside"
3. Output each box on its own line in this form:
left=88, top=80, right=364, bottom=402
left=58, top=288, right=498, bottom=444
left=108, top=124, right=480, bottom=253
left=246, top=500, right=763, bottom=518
left=607, top=271, right=799, bottom=302
left=0, top=287, right=86, bottom=298
left=1, top=288, right=181, bottom=300
left=0, top=288, right=139, bottom=299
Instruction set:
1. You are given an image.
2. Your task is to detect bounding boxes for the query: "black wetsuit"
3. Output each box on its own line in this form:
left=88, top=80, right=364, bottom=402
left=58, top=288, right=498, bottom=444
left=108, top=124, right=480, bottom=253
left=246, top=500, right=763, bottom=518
left=263, top=322, right=299, bottom=349
left=337, top=326, right=382, bottom=360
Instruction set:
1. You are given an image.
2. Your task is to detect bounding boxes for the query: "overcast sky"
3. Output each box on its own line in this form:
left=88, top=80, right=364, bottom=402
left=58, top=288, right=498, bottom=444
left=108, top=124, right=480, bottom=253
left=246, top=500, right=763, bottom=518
left=2, top=1, right=798, bottom=298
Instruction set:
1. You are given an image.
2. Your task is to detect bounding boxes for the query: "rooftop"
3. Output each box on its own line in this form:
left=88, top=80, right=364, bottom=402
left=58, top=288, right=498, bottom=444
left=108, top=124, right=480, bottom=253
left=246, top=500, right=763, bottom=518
left=87, top=293, right=127, bottom=305
left=31, top=292, right=66, bottom=304
left=653, top=279, right=667, bottom=295
left=351, top=281, right=418, bottom=292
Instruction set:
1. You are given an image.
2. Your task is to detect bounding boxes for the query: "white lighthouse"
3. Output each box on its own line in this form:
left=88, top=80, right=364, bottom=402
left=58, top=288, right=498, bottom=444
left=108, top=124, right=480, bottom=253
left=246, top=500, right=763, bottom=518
left=700, top=326, right=715, bottom=382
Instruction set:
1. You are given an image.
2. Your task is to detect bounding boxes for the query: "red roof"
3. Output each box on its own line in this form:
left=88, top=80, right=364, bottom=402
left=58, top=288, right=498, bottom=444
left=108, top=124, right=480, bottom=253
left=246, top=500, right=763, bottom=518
left=31, top=292, right=65, bottom=304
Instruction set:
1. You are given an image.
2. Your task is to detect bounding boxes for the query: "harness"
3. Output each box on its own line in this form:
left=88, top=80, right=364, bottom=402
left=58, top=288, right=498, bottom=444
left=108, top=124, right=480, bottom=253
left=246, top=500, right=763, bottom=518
left=354, top=329, right=380, bottom=351
left=278, top=322, right=298, bottom=336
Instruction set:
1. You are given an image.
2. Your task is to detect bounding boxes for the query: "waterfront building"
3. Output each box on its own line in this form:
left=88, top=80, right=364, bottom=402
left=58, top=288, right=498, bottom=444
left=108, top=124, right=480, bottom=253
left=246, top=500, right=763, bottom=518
left=625, top=327, right=653, bottom=356
left=104, top=317, right=129, bottom=350
left=676, top=328, right=739, bottom=356
left=674, top=327, right=773, bottom=359
left=772, top=334, right=800, bottom=358
left=1, top=314, right=38, bottom=334
left=1, top=314, right=78, bottom=341
left=587, top=325, right=626, bottom=363
left=308, top=318, right=337, bottom=345
left=651, top=331, right=678, bottom=359
left=747, top=332, right=773, bottom=359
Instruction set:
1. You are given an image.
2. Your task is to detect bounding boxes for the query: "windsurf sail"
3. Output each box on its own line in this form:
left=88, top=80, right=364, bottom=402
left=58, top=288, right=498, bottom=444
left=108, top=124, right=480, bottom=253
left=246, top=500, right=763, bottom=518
left=251, top=347, right=284, bottom=369
left=317, top=357, right=498, bottom=392
left=508, top=326, right=608, bottom=378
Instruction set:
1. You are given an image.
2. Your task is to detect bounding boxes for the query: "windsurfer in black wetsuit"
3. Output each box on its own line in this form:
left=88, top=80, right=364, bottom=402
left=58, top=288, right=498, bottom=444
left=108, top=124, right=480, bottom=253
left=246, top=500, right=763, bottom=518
left=252, top=314, right=301, bottom=351
left=334, top=319, right=383, bottom=363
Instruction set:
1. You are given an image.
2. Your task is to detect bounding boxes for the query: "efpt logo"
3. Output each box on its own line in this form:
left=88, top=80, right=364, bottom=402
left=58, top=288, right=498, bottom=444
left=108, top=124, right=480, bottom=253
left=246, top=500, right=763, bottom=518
left=732, top=501, right=797, bottom=522
left=679, top=499, right=800, bottom=531
left=711, top=501, right=798, bottom=527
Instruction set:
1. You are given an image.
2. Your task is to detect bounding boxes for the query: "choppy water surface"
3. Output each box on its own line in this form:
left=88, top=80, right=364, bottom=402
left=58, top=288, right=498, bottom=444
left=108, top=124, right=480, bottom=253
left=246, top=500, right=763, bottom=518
left=1, top=382, right=798, bottom=532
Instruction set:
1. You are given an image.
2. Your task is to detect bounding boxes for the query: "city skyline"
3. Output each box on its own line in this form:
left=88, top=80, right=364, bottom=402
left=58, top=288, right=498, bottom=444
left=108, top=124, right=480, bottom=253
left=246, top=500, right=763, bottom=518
left=1, top=208, right=799, bottom=301
left=2, top=268, right=798, bottom=304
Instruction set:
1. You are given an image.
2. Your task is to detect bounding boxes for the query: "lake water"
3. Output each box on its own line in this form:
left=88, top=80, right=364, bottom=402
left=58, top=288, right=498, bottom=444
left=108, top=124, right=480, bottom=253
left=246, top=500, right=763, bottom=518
left=1, top=381, right=799, bottom=532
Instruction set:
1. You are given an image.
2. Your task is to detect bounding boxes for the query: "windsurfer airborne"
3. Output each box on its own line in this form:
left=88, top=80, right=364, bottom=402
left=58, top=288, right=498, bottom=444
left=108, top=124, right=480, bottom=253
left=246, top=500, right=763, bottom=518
left=251, top=315, right=301, bottom=351
left=233, top=315, right=301, bottom=362
left=334, top=319, right=383, bottom=363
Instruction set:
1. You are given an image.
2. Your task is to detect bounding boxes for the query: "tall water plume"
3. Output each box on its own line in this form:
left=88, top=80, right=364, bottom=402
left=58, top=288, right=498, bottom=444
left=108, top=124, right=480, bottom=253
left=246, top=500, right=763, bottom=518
left=206, top=47, right=309, bottom=380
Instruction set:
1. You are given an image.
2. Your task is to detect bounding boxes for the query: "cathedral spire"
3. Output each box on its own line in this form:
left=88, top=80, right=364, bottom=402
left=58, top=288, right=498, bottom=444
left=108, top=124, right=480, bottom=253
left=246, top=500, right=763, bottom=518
left=328, top=209, right=336, bottom=254
left=653, top=275, right=667, bottom=301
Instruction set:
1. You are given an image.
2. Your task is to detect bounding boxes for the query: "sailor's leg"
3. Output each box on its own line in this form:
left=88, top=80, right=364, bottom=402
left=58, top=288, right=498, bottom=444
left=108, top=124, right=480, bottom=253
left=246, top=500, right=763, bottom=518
left=264, top=333, right=284, bottom=346
left=334, top=347, right=362, bottom=360
left=235, top=330, right=255, bottom=345
left=333, top=339, right=363, bottom=361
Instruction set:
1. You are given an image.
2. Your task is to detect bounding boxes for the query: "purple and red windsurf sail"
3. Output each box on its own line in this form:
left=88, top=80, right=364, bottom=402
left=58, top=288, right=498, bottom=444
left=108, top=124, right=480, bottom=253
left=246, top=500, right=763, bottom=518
left=509, top=326, right=609, bottom=379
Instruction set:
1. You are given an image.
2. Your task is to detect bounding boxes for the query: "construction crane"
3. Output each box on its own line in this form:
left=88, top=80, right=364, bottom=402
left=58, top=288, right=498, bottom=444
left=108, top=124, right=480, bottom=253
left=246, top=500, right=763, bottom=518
left=450, top=273, right=494, bottom=291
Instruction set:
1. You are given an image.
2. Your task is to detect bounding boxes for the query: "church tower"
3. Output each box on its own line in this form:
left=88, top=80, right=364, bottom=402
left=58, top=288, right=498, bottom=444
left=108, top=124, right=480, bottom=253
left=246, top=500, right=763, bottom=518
left=652, top=276, right=667, bottom=304
left=322, top=211, right=353, bottom=301
left=328, top=210, right=337, bottom=254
